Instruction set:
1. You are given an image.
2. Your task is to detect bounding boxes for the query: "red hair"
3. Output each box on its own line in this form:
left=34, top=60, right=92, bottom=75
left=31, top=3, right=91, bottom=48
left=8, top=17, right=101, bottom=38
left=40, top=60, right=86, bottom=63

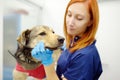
left=64, top=0, right=99, bottom=53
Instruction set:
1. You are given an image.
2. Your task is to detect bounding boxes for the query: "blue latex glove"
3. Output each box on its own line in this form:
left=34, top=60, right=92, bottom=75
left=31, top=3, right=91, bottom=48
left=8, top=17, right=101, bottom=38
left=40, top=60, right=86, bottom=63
left=31, top=41, right=53, bottom=66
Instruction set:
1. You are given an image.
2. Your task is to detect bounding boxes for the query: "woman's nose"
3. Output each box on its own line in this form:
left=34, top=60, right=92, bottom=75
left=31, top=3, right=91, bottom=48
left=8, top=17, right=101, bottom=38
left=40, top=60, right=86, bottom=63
left=69, top=17, right=75, bottom=25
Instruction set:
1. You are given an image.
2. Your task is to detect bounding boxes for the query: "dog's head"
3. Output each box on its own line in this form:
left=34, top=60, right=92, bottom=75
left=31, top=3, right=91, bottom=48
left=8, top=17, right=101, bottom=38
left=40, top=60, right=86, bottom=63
left=17, top=25, right=64, bottom=49
left=11, top=25, right=64, bottom=70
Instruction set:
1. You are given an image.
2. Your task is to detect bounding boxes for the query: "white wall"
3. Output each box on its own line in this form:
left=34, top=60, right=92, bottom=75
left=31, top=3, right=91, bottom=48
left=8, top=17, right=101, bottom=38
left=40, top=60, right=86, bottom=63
left=97, top=1, right=120, bottom=80
left=4, top=0, right=43, bottom=33
left=0, top=0, right=3, bottom=79
left=41, top=0, right=69, bottom=36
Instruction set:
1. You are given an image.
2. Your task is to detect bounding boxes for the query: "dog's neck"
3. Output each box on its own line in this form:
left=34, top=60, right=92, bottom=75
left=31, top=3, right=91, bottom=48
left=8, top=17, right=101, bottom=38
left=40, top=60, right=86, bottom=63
left=18, top=46, right=33, bottom=56
left=12, top=45, right=41, bottom=70
left=15, top=45, right=33, bottom=60
left=14, top=45, right=38, bottom=64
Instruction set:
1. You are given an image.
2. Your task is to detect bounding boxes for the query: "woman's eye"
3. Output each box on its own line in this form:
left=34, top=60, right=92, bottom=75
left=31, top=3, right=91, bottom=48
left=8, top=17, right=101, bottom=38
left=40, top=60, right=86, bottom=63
left=76, top=16, right=83, bottom=20
left=77, top=18, right=83, bottom=20
left=76, top=15, right=83, bottom=21
left=68, top=14, right=71, bottom=17
left=39, top=32, right=46, bottom=36
left=67, top=13, right=72, bottom=17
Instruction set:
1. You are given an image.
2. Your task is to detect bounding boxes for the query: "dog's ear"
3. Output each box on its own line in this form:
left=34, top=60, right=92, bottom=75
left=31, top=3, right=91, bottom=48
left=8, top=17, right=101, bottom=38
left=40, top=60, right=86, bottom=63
left=17, top=29, right=31, bottom=48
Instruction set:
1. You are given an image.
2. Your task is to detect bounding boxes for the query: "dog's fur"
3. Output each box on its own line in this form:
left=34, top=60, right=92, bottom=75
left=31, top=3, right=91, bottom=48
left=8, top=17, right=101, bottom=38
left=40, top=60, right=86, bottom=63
left=9, top=25, right=64, bottom=80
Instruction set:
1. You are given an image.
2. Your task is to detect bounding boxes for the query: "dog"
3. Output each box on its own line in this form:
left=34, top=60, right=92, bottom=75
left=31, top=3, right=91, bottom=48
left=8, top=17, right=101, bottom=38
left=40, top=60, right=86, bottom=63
left=9, top=25, right=64, bottom=80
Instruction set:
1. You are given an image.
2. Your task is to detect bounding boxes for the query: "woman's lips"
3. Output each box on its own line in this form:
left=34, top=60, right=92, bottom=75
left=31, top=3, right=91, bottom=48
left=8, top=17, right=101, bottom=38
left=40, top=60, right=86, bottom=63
left=69, top=28, right=75, bottom=31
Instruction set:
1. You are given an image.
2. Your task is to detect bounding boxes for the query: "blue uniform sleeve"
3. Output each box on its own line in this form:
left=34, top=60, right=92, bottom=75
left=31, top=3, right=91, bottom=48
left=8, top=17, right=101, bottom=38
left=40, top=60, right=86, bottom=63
left=63, top=52, right=102, bottom=80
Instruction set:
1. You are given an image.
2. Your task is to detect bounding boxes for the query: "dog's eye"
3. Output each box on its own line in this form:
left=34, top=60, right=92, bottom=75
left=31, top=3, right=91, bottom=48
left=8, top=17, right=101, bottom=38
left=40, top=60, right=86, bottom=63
left=39, top=32, right=46, bottom=36
left=52, top=31, right=55, bottom=33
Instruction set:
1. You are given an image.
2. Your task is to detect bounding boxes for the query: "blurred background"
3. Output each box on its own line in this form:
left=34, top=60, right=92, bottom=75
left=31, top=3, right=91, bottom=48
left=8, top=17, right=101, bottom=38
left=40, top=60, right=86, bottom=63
left=2, top=0, right=120, bottom=80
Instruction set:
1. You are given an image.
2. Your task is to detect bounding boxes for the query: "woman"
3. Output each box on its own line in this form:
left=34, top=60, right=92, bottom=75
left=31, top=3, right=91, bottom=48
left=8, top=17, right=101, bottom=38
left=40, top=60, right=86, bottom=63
left=32, top=0, right=103, bottom=80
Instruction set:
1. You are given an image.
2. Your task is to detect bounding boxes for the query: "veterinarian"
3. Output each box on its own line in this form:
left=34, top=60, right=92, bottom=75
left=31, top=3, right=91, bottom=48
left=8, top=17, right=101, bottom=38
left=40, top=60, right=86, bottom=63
left=32, top=0, right=103, bottom=80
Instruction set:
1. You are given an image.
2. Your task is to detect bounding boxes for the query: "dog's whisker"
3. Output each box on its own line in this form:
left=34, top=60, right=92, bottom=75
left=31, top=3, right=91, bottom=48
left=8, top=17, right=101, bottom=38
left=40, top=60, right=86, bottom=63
left=8, top=50, right=16, bottom=58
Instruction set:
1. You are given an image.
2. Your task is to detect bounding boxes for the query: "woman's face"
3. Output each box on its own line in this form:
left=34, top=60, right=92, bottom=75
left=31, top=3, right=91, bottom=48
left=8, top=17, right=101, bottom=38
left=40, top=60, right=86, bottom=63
left=66, top=2, right=91, bottom=36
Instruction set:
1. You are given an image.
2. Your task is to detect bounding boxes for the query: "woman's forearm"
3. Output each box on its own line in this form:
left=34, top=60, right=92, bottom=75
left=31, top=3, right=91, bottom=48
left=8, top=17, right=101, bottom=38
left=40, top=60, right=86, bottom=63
left=44, top=63, right=59, bottom=80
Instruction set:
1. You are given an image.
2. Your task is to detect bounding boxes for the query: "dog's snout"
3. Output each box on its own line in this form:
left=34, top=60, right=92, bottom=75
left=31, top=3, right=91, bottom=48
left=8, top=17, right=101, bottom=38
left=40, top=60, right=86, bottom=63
left=58, top=37, right=65, bottom=44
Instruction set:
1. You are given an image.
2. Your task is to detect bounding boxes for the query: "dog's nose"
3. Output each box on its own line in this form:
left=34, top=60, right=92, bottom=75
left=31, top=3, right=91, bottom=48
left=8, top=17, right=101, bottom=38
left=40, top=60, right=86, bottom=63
left=58, top=37, right=65, bottom=44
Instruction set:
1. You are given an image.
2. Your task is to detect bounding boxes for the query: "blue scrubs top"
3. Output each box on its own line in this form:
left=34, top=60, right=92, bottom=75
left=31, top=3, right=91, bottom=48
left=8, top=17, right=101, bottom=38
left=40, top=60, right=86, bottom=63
left=56, top=40, right=103, bottom=80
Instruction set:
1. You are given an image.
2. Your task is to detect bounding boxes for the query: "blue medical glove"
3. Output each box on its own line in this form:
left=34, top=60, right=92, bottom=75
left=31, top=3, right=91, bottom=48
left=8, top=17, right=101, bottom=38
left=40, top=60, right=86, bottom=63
left=61, top=43, right=66, bottom=51
left=31, top=41, right=53, bottom=66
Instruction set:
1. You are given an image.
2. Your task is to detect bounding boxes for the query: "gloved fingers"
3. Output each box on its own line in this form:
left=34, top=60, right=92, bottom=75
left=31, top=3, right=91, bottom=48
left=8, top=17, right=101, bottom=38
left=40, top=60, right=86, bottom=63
left=31, top=50, right=37, bottom=56
left=37, top=41, right=45, bottom=52
left=31, top=41, right=54, bottom=66
left=32, top=41, right=45, bottom=55
left=46, top=49, right=53, bottom=54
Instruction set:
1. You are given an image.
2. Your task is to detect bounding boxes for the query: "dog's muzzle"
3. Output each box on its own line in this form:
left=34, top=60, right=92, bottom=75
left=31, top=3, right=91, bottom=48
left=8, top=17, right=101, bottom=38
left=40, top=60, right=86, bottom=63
left=45, top=36, right=65, bottom=50
left=58, top=37, right=65, bottom=44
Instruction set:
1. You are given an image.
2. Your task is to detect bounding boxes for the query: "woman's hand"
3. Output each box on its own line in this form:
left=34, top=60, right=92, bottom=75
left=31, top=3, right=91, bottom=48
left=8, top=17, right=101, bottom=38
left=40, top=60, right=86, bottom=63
left=31, top=41, right=53, bottom=66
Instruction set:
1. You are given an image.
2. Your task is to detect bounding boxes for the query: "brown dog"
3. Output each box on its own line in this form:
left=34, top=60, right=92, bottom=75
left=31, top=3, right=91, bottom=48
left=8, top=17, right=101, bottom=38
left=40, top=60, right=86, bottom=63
left=9, top=25, right=64, bottom=80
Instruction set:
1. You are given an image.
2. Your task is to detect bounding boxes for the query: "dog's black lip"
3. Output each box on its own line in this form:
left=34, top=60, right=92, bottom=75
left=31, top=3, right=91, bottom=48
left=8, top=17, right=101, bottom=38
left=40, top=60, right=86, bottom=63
left=45, top=46, right=59, bottom=50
